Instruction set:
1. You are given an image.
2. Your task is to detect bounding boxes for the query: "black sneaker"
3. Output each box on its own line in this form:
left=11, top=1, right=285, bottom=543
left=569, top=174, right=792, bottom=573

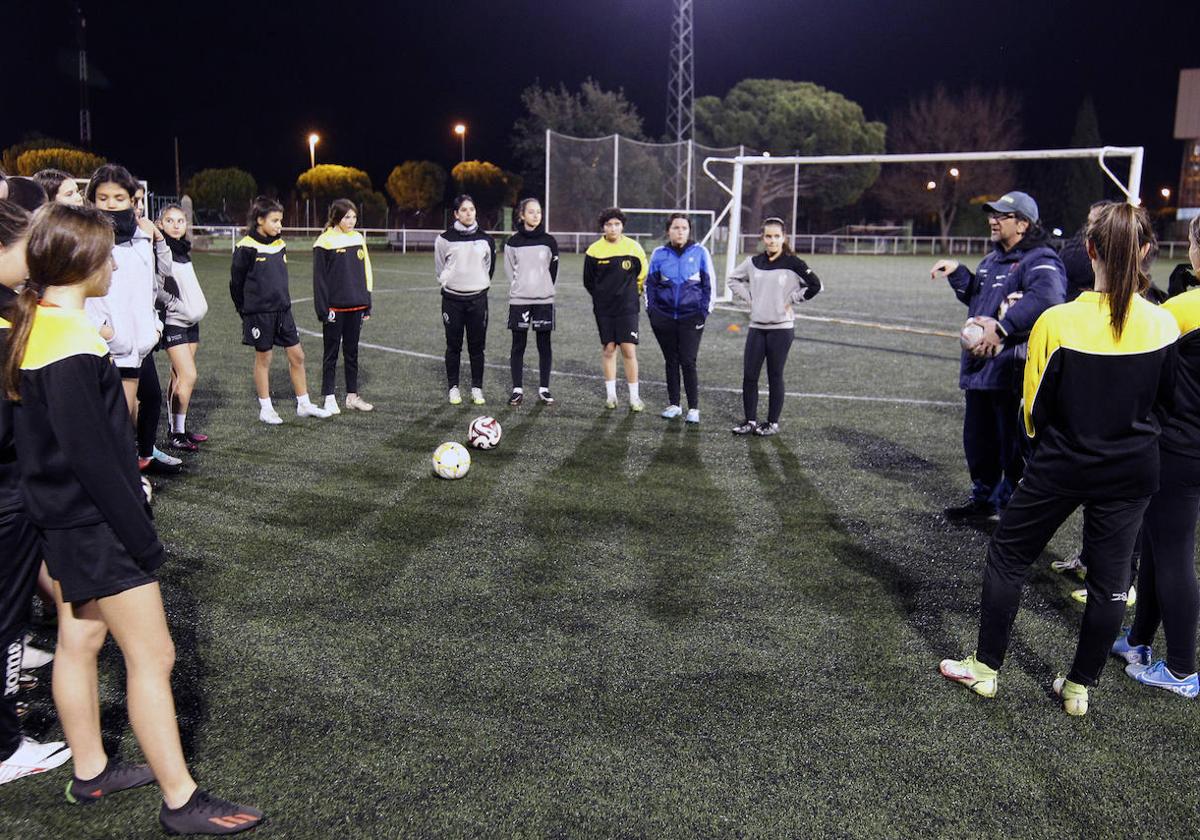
left=538, top=389, right=555, bottom=405
left=66, top=760, right=156, bottom=804
left=508, top=390, right=524, bottom=406
left=160, top=788, right=264, bottom=835
left=731, top=420, right=757, bottom=435
left=943, top=498, right=998, bottom=522
left=168, top=433, right=199, bottom=453
left=754, top=422, right=780, bottom=436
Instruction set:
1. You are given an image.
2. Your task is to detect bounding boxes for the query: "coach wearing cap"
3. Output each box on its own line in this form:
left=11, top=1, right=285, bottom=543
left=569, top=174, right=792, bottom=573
left=931, top=190, right=1067, bottom=523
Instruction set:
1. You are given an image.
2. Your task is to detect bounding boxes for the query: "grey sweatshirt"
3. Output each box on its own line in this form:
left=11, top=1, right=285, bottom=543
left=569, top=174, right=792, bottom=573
left=504, top=226, right=559, bottom=306
left=727, top=253, right=822, bottom=329
left=434, top=221, right=495, bottom=297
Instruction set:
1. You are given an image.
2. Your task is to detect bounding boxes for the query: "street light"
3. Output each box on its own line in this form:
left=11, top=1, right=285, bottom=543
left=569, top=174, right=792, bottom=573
left=308, top=133, right=320, bottom=170
left=1161, top=187, right=1172, bottom=200
left=926, top=180, right=937, bottom=191
left=453, top=123, right=466, bottom=162
left=948, top=167, right=960, bottom=178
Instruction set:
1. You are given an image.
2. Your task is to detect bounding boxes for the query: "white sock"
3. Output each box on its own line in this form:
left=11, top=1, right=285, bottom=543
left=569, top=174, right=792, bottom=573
left=171, top=413, right=186, bottom=434
left=296, top=394, right=312, bottom=408
left=628, top=382, right=640, bottom=402
left=324, top=394, right=336, bottom=404
left=512, top=387, right=523, bottom=394
left=539, top=386, right=550, bottom=395
left=605, top=380, right=617, bottom=401
left=258, top=397, right=273, bottom=411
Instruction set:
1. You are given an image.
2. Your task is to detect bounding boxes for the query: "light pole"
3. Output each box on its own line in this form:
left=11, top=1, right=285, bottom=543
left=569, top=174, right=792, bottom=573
left=308, top=133, right=320, bottom=170
left=454, top=123, right=466, bottom=162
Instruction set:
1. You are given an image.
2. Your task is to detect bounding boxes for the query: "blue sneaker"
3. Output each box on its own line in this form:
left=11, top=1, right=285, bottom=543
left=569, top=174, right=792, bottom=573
left=1111, top=628, right=1152, bottom=667
left=1126, top=660, right=1200, bottom=699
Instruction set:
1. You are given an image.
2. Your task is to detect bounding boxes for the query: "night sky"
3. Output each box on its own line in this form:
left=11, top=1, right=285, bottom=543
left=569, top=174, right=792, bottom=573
left=3, top=0, right=1198, bottom=202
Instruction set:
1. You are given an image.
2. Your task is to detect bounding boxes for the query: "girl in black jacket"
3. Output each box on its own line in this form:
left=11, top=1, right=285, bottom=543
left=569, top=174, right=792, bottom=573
left=313, top=199, right=374, bottom=413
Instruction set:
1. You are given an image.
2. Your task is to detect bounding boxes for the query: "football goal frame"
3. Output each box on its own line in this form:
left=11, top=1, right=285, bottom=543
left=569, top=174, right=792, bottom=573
left=699, top=146, right=1146, bottom=301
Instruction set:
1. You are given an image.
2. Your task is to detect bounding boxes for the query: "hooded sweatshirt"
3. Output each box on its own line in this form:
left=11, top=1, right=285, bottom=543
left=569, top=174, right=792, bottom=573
left=230, top=229, right=291, bottom=315
left=312, top=228, right=373, bottom=320
left=84, top=220, right=166, bottom=367
left=727, top=252, right=822, bottom=329
left=159, top=236, right=208, bottom=328
left=435, top=221, right=494, bottom=298
left=504, top=224, right=559, bottom=306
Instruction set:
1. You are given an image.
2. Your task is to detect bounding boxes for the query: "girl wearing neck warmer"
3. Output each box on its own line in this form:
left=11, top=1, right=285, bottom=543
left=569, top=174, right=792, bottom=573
left=156, top=205, right=209, bottom=451
left=434, top=195, right=495, bottom=405
left=503, top=198, right=558, bottom=405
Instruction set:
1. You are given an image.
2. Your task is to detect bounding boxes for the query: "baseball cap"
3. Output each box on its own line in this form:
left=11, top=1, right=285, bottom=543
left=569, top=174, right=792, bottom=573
left=983, top=191, right=1039, bottom=223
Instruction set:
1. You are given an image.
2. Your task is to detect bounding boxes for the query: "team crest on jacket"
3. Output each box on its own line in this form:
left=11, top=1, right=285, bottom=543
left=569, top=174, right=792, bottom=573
left=251, top=327, right=261, bottom=339
left=621, top=259, right=632, bottom=271
left=357, top=249, right=365, bottom=261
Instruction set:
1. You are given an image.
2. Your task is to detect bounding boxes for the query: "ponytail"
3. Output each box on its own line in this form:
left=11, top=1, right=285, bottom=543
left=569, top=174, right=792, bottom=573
left=1085, top=202, right=1154, bottom=340
left=3, top=285, right=40, bottom=400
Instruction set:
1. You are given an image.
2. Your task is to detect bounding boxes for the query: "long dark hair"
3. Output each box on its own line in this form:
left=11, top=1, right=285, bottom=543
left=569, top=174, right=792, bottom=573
left=4, top=204, right=114, bottom=399
left=85, top=163, right=138, bottom=203
left=325, top=198, right=356, bottom=230
left=0, top=199, right=30, bottom=248
left=32, top=169, right=74, bottom=203
left=1085, top=202, right=1155, bottom=340
left=246, top=195, right=284, bottom=234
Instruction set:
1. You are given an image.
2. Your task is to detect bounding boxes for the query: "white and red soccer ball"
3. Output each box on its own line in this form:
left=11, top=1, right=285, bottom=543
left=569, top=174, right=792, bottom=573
left=467, top=415, right=502, bottom=450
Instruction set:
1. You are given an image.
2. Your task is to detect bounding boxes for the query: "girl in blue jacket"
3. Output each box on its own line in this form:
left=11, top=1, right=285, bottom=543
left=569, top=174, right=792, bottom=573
left=645, top=214, right=714, bottom=423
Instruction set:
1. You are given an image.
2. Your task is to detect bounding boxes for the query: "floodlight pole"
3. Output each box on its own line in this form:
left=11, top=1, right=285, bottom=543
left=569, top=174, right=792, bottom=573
left=544, top=128, right=552, bottom=232
left=613, top=134, right=620, bottom=207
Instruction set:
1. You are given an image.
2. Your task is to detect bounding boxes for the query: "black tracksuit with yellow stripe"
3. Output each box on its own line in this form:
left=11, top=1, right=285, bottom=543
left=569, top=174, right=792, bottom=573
left=312, top=229, right=373, bottom=320
left=582, top=235, right=647, bottom=316
left=975, top=291, right=1179, bottom=686
left=230, top=231, right=291, bottom=315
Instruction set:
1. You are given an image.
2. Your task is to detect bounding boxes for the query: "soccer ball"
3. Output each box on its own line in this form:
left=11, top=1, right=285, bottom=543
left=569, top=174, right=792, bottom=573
left=468, top=415, right=502, bottom=450
left=432, top=441, right=471, bottom=479
left=960, top=317, right=985, bottom=352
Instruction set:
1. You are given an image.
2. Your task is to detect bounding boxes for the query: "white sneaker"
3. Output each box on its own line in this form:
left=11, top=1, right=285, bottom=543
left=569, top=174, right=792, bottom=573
left=20, top=635, right=53, bottom=670
left=629, top=399, right=645, bottom=413
left=259, top=406, right=283, bottom=425
left=661, top=405, right=682, bottom=419
left=448, top=386, right=462, bottom=405
left=0, top=736, right=72, bottom=785
left=151, top=447, right=182, bottom=467
left=345, top=394, right=374, bottom=411
left=685, top=409, right=700, bottom=424
left=471, top=387, right=486, bottom=406
left=323, top=396, right=341, bottom=415
left=297, top=401, right=332, bottom=419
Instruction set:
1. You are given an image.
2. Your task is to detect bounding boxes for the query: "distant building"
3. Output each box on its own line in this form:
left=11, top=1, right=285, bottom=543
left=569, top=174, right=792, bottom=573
left=1176, top=69, right=1200, bottom=221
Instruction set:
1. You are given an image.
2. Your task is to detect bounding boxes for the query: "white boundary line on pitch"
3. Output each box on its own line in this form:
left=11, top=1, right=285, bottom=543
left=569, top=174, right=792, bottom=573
left=291, top=317, right=960, bottom=409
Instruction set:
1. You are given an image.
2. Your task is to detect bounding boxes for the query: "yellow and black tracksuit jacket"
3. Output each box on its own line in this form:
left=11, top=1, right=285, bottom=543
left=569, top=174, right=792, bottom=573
left=1159, top=288, right=1200, bottom=459
left=312, top=229, right=373, bottom=321
left=12, top=306, right=163, bottom=566
left=583, top=235, right=648, bottom=316
left=1022, top=291, right=1179, bottom=497
left=230, top=230, right=291, bottom=315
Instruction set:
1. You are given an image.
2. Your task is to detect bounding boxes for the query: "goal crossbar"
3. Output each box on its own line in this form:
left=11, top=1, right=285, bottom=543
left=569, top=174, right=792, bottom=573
left=699, top=145, right=1145, bottom=300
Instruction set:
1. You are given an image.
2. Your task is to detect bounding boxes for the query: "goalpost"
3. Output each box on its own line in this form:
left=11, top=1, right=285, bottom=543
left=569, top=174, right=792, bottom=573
left=699, top=146, right=1146, bottom=301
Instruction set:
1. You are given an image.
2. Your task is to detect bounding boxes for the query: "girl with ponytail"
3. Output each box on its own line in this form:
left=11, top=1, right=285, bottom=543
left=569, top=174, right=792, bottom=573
left=5, top=204, right=264, bottom=832
left=940, top=201, right=1180, bottom=717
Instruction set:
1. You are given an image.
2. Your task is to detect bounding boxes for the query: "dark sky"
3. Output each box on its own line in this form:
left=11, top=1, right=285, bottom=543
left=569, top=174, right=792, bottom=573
left=3, top=0, right=1198, bottom=202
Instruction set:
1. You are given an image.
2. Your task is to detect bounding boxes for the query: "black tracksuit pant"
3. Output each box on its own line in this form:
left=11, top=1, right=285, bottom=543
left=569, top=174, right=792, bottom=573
left=963, top=389, right=1024, bottom=510
left=136, top=352, right=161, bottom=458
left=649, top=311, right=704, bottom=409
left=743, top=327, right=792, bottom=424
left=442, top=291, right=488, bottom=389
left=976, top=476, right=1150, bottom=686
left=322, top=310, right=365, bottom=396
left=510, top=330, right=552, bottom=390
left=1130, top=450, right=1200, bottom=674
left=1, top=512, right=41, bottom=760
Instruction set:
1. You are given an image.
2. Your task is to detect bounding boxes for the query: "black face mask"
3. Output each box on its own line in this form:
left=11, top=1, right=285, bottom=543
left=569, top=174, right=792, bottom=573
left=104, top=208, right=138, bottom=244
left=163, top=235, right=192, bottom=262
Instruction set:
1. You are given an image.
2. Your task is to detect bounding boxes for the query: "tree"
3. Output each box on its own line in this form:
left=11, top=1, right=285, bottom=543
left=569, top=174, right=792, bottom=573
left=511, top=78, right=647, bottom=196
left=386, top=161, right=446, bottom=225
left=186, top=167, right=258, bottom=219
left=2, top=136, right=79, bottom=175
left=695, top=79, right=886, bottom=224
left=15, top=147, right=106, bottom=177
left=450, top=161, right=522, bottom=228
left=870, top=86, right=1023, bottom=245
left=296, top=164, right=376, bottom=224
left=358, top=191, right=389, bottom=227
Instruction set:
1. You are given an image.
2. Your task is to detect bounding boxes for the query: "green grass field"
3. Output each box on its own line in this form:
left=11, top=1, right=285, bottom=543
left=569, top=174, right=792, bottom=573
left=5, top=249, right=1198, bottom=838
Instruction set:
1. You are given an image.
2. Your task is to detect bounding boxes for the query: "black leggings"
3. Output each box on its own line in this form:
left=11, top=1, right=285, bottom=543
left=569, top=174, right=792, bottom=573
left=443, top=292, right=488, bottom=389
left=976, top=477, right=1149, bottom=686
left=322, top=310, right=365, bottom=396
left=1130, top=450, right=1200, bottom=674
left=511, top=330, right=552, bottom=390
left=649, top=311, right=704, bottom=409
left=742, top=327, right=793, bottom=423
left=0, top=512, right=41, bottom=760
left=136, top=352, right=161, bottom=458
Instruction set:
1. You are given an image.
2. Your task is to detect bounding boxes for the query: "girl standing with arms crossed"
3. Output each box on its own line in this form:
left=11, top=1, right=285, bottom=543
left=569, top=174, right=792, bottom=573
left=6, top=203, right=263, bottom=832
left=313, top=199, right=374, bottom=414
left=504, top=198, right=558, bottom=405
left=157, top=204, right=209, bottom=451
left=727, top=218, right=822, bottom=436
left=435, top=195, right=493, bottom=406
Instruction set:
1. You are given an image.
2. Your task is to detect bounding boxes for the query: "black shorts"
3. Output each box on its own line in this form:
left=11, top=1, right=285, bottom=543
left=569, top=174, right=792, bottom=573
left=42, top=522, right=162, bottom=603
left=163, top=324, right=200, bottom=347
left=118, top=366, right=141, bottom=380
left=594, top=312, right=640, bottom=346
left=242, top=310, right=299, bottom=351
left=508, top=304, right=555, bottom=332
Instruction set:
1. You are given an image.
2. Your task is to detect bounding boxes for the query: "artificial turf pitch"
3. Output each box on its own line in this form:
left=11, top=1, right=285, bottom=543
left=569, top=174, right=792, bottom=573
left=5, top=249, right=1198, bottom=838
